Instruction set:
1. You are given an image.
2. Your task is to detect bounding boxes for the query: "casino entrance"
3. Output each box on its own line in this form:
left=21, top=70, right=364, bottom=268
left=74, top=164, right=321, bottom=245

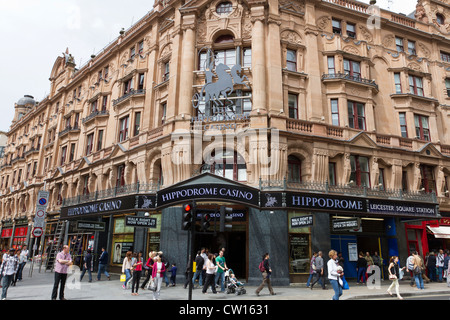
left=193, top=204, right=248, bottom=281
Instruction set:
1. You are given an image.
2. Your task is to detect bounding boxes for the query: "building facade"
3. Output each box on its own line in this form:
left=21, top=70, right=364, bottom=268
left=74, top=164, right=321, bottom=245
left=1, top=0, right=450, bottom=284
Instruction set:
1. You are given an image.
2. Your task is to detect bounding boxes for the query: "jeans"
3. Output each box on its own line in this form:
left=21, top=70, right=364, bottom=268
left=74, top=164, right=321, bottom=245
left=152, top=276, right=163, bottom=300
left=428, top=266, right=437, bottom=282
left=80, top=266, right=92, bottom=282
left=311, top=272, right=325, bottom=288
left=97, top=263, right=110, bottom=280
left=202, top=273, right=217, bottom=293
left=51, top=272, right=67, bottom=300
left=131, top=270, right=141, bottom=293
left=357, top=267, right=366, bottom=283
left=438, top=267, right=444, bottom=282
left=330, top=279, right=342, bottom=300
left=192, top=269, right=203, bottom=286
left=16, top=262, right=26, bottom=281
left=124, top=269, right=132, bottom=287
left=214, top=272, right=225, bottom=292
left=414, top=273, right=424, bottom=289
left=1, top=274, right=14, bottom=299
left=306, top=273, right=314, bottom=287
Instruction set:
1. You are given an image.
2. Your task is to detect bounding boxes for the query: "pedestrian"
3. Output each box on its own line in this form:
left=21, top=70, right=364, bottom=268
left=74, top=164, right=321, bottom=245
left=357, top=252, right=367, bottom=284
left=10, top=249, right=20, bottom=286
left=306, top=252, right=317, bottom=288
left=141, top=251, right=156, bottom=289
left=80, top=249, right=92, bottom=282
left=365, top=251, right=374, bottom=280
left=97, top=247, right=111, bottom=281
left=387, top=256, right=404, bottom=300
left=412, top=252, right=425, bottom=290
left=202, top=253, right=217, bottom=294
left=51, top=245, right=72, bottom=300
left=444, top=251, right=450, bottom=281
left=201, top=248, right=208, bottom=285
left=121, top=251, right=134, bottom=289
left=372, top=251, right=382, bottom=281
left=447, top=256, right=450, bottom=288
left=158, top=251, right=170, bottom=287
left=15, top=245, right=28, bottom=283
left=192, top=250, right=204, bottom=288
left=337, top=252, right=345, bottom=269
left=427, top=251, right=437, bottom=282
left=327, top=250, right=344, bottom=300
left=406, top=252, right=416, bottom=286
left=170, top=263, right=177, bottom=286
left=437, top=249, right=445, bottom=283
left=311, top=251, right=326, bottom=290
left=151, top=255, right=166, bottom=300
left=131, top=252, right=143, bottom=296
left=1, top=248, right=18, bottom=300
left=215, top=250, right=228, bottom=293
left=255, top=253, right=276, bottom=296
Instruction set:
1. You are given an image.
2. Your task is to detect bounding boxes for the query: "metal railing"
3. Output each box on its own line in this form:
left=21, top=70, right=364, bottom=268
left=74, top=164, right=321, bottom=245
left=322, top=72, right=378, bottom=90
left=112, top=89, right=146, bottom=106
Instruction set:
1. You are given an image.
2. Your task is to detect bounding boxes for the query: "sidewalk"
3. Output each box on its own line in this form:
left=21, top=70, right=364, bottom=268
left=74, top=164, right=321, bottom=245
left=4, top=264, right=449, bottom=300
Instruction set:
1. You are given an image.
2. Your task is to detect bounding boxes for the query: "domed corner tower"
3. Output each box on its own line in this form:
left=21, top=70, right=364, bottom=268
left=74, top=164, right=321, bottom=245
left=12, top=95, right=36, bottom=124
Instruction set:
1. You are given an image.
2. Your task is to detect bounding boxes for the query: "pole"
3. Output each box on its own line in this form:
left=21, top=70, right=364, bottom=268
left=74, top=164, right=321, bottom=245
left=187, top=200, right=196, bottom=300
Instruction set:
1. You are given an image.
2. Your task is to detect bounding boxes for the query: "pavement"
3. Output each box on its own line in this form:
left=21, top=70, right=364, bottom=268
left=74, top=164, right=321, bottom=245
left=2, top=263, right=449, bottom=300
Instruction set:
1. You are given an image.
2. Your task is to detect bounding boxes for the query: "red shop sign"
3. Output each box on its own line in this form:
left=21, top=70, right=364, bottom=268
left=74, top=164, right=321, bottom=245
left=1, top=228, right=13, bottom=238
left=14, top=227, right=28, bottom=237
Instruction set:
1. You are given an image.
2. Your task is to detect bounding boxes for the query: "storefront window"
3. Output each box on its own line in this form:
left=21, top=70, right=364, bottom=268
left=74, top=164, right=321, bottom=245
left=146, top=213, right=161, bottom=256
left=288, top=212, right=311, bottom=274
left=112, top=216, right=135, bottom=265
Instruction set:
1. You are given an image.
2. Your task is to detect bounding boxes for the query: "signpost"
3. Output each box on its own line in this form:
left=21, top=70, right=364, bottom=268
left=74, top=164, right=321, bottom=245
left=33, top=191, right=49, bottom=238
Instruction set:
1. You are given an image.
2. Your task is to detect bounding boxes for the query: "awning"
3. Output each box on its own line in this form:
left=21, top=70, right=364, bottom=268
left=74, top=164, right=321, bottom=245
left=427, top=226, right=450, bottom=239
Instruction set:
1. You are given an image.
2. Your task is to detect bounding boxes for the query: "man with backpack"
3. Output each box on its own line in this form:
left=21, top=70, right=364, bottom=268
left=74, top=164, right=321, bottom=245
left=255, top=252, right=276, bottom=296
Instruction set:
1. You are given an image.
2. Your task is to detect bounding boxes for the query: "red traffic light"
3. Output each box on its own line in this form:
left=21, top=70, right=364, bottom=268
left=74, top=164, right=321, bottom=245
left=184, top=204, right=191, bottom=212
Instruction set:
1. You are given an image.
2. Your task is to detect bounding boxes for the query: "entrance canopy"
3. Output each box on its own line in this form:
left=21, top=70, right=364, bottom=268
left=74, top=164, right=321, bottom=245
left=427, top=225, right=450, bottom=239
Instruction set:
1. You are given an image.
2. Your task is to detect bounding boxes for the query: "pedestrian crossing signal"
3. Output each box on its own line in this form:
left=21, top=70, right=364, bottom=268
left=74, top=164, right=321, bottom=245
left=182, top=203, right=194, bottom=230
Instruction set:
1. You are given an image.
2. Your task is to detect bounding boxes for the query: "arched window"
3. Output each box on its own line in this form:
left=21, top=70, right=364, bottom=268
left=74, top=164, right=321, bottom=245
left=202, top=150, right=247, bottom=181
left=288, top=155, right=302, bottom=182
left=436, top=13, right=445, bottom=25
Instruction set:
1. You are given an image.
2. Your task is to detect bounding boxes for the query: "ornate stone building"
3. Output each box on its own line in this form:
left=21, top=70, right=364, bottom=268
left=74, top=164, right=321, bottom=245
left=1, top=0, right=449, bottom=283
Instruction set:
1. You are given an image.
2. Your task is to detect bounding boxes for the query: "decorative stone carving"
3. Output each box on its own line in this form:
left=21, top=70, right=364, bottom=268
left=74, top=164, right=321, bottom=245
left=316, top=16, right=331, bottom=31
left=417, top=42, right=431, bottom=59
left=407, top=62, right=422, bottom=72
left=382, top=34, right=395, bottom=48
left=343, top=45, right=360, bottom=56
left=280, top=30, right=303, bottom=45
left=358, top=25, right=373, bottom=43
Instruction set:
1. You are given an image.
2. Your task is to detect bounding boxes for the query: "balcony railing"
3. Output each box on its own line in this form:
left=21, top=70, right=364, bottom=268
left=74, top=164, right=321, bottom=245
left=112, top=89, right=145, bottom=106
left=59, top=125, right=80, bottom=137
left=322, top=72, right=378, bottom=90
left=82, top=110, right=109, bottom=124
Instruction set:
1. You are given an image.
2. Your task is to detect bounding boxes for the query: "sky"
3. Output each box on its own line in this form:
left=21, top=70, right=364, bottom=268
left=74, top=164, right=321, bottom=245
left=0, top=0, right=417, bottom=132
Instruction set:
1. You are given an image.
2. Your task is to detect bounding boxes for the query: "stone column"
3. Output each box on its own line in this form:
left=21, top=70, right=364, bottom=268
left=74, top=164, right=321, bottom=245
left=251, top=6, right=267, bottom=113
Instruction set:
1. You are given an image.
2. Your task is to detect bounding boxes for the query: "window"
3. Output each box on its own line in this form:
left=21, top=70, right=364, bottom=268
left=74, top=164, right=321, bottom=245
left=331, top=99, right=339, bottom=126
left=436, top=13, right=445, bottom=25
left=394, top=73, right=402, bottom=93
left=161, top=103, right=167, bottom=125
left=346, top=23, right=356, bottom=38
left=343, top=59, right=361, bottom=78
left=288, top=155, right=302, bottom=183
left=74, top=113, right=79, bottom=129
left=216, top=2, right=232, bottom=15
left=91, top=100, right=98, bottom=113
left=138, top=73, right=145, bottom=90
left=104, top=66, right=109, bottom=79
left=17, top=169, right=22, bottom=184
left=288, top=93, right=298, bottom=119
left=86, top=133, right=94, bottom=155
left=69, top=143, right=76, bottom=162
left=130, top=46, right=136, bottom=60
left=134, top=112, right=141, bottom=136
left=98, top=70, right=103, bottom=83
left=408, top=41, right=416, bottom=55
left=242, top=92, right=252, bottom=117
left=117, top=164, right=126, bottom=187
left=348, top=101, right=366, bottom=130
left=243, top=48, right=252, bottom=67
left=332, top=19, right=342, bottom=34
left=83, top=175, right=90, bottom=195
left=101, top=96, right=108, bottom=111
left=399, top=112, right=408, bottom=138
left=65, top=116, right=71, bottom=129
left=119, top=116, right=129, bottom=142
left=441, top=51, right=450, bottom=62
left=395, top=37, right=404, bottom=52
left=414, top=114, right=430, bottom=141
left=409, top=75, right=423, bottom=96
left=327, top=56, right=335, bottom=74
left=420, top=165, right=436, bottom=193
left=286, top=49, right=297, bottom=71
left=97, top=130, right=103, bottom=151
left=138, top=41, right=144, bottom=55
left=60, top=146, right=67, bottom=165
left=215, top=48, right=236, bottom=68
left=350, top=155, right=370, bottom=187
left=445, top=78, right=450, bottom=97
left=163, top=61, right=170, bottom=81
left=329, top=162, right=336, bottom=186
left=378, top=168, right=385, bottom=190
left=402, top=170, right=408, bottom=192
left=202, top=151, right=247, bottom=181
left=123, top=78, right=133, bottom=95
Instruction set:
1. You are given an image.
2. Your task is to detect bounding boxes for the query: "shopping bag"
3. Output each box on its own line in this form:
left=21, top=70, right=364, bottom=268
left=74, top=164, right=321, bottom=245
left=148, top=279, right=157, bottom=291
left=342, top=276, right=350, bottom=290
left=120, top=274, right=126, bottom=282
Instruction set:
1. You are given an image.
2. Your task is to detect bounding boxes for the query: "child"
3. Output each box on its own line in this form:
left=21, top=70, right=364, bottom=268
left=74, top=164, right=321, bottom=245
left=170, top=263, right=177, bottom=286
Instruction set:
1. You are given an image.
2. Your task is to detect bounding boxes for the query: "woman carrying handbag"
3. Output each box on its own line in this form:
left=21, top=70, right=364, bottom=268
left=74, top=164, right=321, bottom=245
left=151, top=255, right=166, bottom=300
left=387, top=256, right=405, bottom=300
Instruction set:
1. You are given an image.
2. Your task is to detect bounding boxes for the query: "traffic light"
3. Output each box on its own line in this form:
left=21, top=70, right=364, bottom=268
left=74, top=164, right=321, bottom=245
left=219, top=206, right=233, bottom=232
left=182, top=203, right=194, bottom=231
left=201, top=213, right=212, bottom=231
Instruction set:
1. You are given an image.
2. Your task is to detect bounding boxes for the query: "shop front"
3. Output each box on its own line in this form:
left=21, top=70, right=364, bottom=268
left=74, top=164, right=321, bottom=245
left=0, top=224, right=13, bottom=251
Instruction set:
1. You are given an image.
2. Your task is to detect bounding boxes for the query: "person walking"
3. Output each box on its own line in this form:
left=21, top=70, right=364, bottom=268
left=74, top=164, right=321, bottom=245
left=80, top=249, right=93, bottom=282
left=97, top=247, right=111, bottom=281
left=412, top=252, right=425, bottom=290
left=214, top=250, right=228, bottom=293
left=327, top=250, right=343, bottom=300
left=51, top=245, right=72, bottom=300
left=192, top=250, right=204, bottom=288
left=131, top=252, right=143, bottom=296
left=1, top=248, right=19, bottom=300
left=437, top=249, right=445, bottom=283
left=255, top=253, right=276, bottom=296
left=202, top=253, right=217, bottom=294
left=357, top=252, right=367, bottom=284
left=406, top=252, right=416, bottom=286
left=311, top=251, right=326, bottom=290
left=15, top=246, right=28, bottom=283
left=158, top=251, right=170, bottom=287
left=427, top=251, right=437, bottom=282
left=151, top=255, right=166, bottom=300
left=169, top=263, right=177, bottom=286
left=444, top=251, right=450, bottom=282
left=121, top=251, right=134, bottom=289
left=387, top=256, right=405, bottom=299
left=306, top=252, right=317, bottom=288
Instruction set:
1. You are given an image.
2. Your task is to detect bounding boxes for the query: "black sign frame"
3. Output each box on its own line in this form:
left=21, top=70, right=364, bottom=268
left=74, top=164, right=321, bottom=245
left=125, top=216, right=157, bottom=228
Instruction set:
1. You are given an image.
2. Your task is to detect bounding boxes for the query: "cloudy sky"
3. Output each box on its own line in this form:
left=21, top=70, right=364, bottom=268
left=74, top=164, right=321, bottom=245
left=0, top=0, right=417, bottom=132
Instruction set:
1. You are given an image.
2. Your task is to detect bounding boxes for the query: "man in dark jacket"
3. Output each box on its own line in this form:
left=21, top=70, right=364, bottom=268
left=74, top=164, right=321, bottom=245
left=427, top=252, right=437, bottom=282
left=192, top=250, right=204, bottom=287
left=97, top=247, right=111, bottom=281
left=80, top=249, right=92, bottom=282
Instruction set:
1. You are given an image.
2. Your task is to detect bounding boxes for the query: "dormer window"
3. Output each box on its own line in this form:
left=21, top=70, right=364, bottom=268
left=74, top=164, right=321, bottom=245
left=216, top=2, right=232, bottom=15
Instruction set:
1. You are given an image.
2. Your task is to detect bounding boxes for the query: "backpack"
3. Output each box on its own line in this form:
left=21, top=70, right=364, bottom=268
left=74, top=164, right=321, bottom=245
left=259, top=260, right=265, bottom=272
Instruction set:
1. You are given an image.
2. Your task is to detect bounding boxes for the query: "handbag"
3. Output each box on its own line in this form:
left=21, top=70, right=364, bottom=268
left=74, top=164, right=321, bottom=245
left=389, top=274, right=397, bottom=280
left=148, top=279, right=157, bottom=291
left=120, top=274, right=126, bottom=282
left=342, top=276, right=349, bottom=290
